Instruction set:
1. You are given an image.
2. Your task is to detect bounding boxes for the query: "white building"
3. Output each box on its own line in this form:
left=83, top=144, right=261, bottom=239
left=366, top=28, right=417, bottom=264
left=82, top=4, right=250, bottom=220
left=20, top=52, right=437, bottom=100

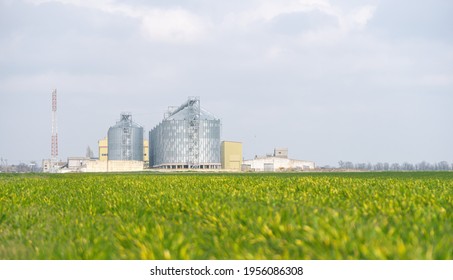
left=60, top=157, right=144, bottom=173
left=242, top=148, right=315, bottom=171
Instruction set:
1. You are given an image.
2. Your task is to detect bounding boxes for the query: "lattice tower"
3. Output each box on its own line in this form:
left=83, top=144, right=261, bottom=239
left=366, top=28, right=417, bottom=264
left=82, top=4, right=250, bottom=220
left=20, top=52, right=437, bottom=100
left=51, top=89, right=58, bottom=168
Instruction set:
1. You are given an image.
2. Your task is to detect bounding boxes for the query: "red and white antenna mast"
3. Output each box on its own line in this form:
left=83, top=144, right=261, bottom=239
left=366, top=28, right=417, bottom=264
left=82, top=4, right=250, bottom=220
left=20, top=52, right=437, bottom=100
left=51, top=89, right=58, bottom=168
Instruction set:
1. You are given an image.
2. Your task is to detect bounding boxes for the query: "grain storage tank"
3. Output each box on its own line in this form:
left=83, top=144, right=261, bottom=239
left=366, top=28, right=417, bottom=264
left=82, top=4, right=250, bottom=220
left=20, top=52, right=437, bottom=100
left=149, top=97, right=221, bottom=169
left=108, top=113, right=144, bottom=161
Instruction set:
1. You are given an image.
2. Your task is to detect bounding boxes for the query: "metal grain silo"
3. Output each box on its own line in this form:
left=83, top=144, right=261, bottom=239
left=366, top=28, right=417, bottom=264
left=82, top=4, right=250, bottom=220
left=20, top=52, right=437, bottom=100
left=149, top=97, right=221, bottom=169
left=108, top=113, right=144, bottom=161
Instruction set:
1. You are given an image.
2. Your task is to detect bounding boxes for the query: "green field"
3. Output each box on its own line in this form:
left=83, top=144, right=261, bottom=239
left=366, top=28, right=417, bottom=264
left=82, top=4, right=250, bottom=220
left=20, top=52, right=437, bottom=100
left=0, top=172, right=451, bottom=259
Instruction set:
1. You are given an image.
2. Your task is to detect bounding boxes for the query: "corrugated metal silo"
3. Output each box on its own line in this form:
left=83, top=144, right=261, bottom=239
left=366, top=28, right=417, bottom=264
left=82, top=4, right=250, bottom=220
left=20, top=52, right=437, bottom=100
left=149, top=97, right=221, bottom=169
left=108, top=113, right=144, bottom=161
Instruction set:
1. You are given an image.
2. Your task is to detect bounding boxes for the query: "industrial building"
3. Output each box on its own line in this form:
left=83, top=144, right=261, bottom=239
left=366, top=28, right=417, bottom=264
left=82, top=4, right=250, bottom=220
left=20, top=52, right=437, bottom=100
left=56, top=113, right=147, bottom=173
left=42, top=90, right=315, bottom=173
left=98, top=137, right=108, bottom=161
left=42, top=159, right=66, bottom=173
left=108, top=113, right=144, bottom=161
left=243, top=148, right=315, bottom=171
left=221, top=141, right=243, bottom=171
left=85, top=160, right=144, bottom=172
left=57, top=157, right=143, bottom=173
left=149, top=97, right=221, bottom=169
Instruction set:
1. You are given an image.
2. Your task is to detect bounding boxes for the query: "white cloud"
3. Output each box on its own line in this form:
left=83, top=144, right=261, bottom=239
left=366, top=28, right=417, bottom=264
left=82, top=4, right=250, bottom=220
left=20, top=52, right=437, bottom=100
left=347, top=5, right=376, bottom=30
left=26, top=0, right=208, bottom=43
left=223, top=0, right=338, bottom=27
left=26, top=0, right=376, bottom=44
left=140, top=9, right=207, bottom=43
left=223, top=0, right=376, bottom=41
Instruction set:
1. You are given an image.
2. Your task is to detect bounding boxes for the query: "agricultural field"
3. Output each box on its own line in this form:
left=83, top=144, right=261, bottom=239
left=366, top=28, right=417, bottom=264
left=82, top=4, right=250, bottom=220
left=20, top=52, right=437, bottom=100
left=0, top=172, right=451, bottom=260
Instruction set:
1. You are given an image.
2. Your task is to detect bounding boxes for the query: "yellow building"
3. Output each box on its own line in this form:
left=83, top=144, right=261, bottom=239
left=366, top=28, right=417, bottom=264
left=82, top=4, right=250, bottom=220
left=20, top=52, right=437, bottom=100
left=98, top=137, right=149, bottom=164
left=143, top=139, right=149, bottom=166
left=98, top=137, right=108, bottom=161
left=221, top=141, right=243, bottom=170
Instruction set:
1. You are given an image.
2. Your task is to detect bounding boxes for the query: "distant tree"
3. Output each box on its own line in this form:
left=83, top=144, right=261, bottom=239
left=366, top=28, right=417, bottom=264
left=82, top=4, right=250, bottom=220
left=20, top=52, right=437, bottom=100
left=16, top=163, right=30, bottom=173
left=402, top=162, right=414, bottom=170
left=355, top=163, right=367, bottom=170
left=374, top=162, right=383, bottom=171
left=390, top=163, right=400, bottom=171
left=438, top=161, right=450, bottom=171
left=416, top=161, right=433, bottom=171
left=86, top=146, right=94, bottom=158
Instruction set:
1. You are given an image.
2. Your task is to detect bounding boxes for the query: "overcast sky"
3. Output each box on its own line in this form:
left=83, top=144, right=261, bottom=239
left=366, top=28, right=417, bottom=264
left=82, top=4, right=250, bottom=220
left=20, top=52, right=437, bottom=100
left=1, top=0, right=452, bottom=167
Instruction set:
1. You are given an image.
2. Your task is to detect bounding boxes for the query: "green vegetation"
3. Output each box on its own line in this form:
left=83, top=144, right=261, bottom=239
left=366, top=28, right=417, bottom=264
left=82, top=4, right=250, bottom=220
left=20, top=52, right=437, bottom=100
left=0, top=172, right=451, bottom=259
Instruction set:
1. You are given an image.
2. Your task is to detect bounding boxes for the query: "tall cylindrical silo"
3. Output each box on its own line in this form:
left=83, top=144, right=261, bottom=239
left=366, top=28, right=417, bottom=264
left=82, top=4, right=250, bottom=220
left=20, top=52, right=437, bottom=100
left=149, top=97, right=221, bottom=169
left=108, top=113, right=144, bottom=161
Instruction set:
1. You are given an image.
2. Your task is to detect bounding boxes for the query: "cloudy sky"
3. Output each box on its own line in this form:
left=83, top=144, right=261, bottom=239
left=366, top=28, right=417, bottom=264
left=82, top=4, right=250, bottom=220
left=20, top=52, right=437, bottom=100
left=0, top=0, right=452, bottom=167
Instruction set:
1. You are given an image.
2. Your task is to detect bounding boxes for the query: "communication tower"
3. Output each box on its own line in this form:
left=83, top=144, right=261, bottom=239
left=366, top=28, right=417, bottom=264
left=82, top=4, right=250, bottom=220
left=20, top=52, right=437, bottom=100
left=51, top=89, right=58, bottom=171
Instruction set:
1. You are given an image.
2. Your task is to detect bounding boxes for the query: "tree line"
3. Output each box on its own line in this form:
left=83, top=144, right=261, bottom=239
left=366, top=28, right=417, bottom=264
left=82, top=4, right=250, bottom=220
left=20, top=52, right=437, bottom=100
left=0, top=158, right=39, bottom=173
left=337, top=160, right=452, bottom=171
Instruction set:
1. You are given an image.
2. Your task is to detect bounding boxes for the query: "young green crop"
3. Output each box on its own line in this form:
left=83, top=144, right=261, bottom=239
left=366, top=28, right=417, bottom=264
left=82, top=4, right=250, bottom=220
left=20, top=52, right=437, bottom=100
left=0, top=172, right=451, bottom=259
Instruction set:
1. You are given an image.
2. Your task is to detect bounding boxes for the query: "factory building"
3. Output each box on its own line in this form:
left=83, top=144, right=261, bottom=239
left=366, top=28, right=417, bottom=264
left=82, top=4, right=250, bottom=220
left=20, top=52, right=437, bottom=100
left=84, top=160, right=144, bottom=172
left=221, top=141, right=243, bottom=171
left=143, top=139, right=149, bottom=167
left=98, top=137, right=108, bottom=161
left=243, top=148, right=315, bottom=171
left=108, top=113, right=144, bottom=161
left=149, top=97, right=221, bottom=169
left=59, top=157, right=144, bottom=173
left=42, top=159, right=66, bottom=173
left=61, top=113, right=146, bottom=173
